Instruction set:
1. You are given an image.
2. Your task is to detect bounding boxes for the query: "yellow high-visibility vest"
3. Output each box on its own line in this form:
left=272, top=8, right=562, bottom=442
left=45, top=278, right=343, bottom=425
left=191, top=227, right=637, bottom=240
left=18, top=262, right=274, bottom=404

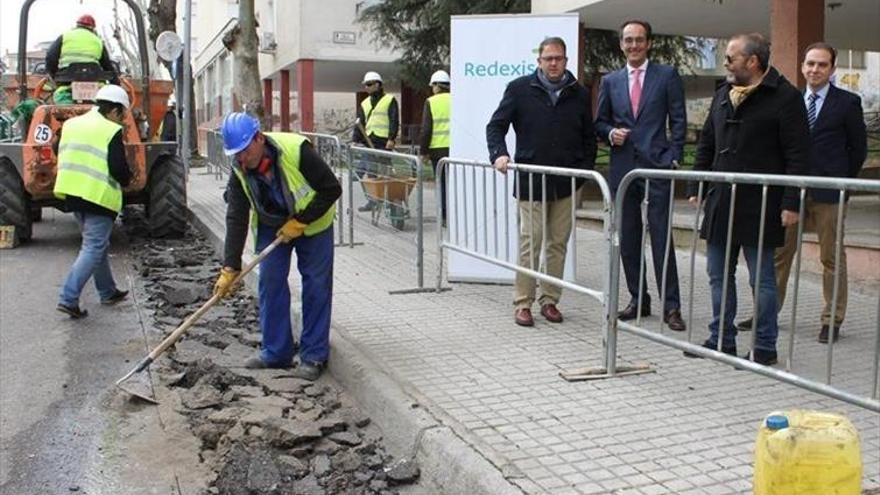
left=59, top=28, right=104, bottom=68
left=427, top=92, right=451, bottom=149
left=231, top=132, right=335, bottom=243
left=361, top=94, right=394, bottom=139
left=54, top=108, right=123, bottom=212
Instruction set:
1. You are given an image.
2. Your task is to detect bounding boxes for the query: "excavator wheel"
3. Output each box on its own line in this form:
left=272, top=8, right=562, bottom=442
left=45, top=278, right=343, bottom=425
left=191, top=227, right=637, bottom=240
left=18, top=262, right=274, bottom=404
left=147, top=155, right=187, bottom=238
left=0, top=158, right=33, bottom=243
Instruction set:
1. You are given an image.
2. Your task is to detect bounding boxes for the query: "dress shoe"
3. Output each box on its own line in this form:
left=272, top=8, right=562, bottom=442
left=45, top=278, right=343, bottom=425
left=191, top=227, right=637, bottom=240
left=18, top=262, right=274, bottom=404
left=292, top=361, right=324, bottom=381
left=618, top=301, right=650, bottom=321
left=101, top=289, right=129, bottom=305
left=743, top=349, right=778, bottom=366
left=57, top=303, right=88, bottom=319
left=663, top=309, right=686, bottom=332
left=514, top=308, right=534, bottom=327
left=736, top=317, right=754, bottom=331
left=684, top=340, right=736, bottom=358
left=540, top=304, right=563, bottom=323
left=818, top=325, right=841, bottom=344
left=357, top=202, right=375, bottom=212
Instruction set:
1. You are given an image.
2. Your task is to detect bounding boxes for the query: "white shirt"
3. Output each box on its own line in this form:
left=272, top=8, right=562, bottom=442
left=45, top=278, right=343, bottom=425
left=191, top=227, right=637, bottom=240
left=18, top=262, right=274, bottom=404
left=804, top=83, right=830, bottom=119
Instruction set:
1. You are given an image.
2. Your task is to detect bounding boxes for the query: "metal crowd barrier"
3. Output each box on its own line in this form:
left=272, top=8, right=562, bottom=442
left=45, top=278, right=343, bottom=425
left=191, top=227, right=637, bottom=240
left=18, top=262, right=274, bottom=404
left=351, top=145, right=434, bottom=294
left=205, top=130, right=232, bottom=178
left=434, top=158, right=651, bottom=377
left=599, top=169, right=879, bottom=412
left=300, top=132, right=358, bottom=248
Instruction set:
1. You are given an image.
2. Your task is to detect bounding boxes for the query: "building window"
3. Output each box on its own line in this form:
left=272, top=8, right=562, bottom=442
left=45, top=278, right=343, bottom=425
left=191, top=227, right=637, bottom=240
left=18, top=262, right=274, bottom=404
left=841, top=50, right=866, bottom=69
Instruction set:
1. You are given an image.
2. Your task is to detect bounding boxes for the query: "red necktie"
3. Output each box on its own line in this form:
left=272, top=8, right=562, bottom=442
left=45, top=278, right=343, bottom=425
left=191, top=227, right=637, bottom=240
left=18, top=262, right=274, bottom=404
left=630, top=69, right=642, bottom=117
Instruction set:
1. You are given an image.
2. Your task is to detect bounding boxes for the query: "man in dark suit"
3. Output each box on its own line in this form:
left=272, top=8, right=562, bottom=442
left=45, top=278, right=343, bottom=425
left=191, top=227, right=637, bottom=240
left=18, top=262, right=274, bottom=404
left=595, top=19, right=686, bottom=331
left=773, top=42, right=867, bottom=344
left=686, top=33, right=811, bottom=366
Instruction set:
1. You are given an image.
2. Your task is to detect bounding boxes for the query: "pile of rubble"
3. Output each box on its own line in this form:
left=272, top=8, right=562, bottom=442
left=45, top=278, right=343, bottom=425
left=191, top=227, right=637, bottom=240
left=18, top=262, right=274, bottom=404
left=122, top=211, right=420, bottom=494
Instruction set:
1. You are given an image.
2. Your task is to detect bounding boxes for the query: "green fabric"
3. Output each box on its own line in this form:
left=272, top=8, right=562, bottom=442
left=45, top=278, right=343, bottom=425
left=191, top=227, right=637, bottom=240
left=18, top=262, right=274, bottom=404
left=54, top=107, right=123, bottom=212
left=361, top=93, right=394, bottom=139
left=53, top=86, right=73, bottom=104
left=427, top=92, right=451, bottom=149
left=59, top=28, right=103, bottom=68
left=232, top=132, right=335, bottom=245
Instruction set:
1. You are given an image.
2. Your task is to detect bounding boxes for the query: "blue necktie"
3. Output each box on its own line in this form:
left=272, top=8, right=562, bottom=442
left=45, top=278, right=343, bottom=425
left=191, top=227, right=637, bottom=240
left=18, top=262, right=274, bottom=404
left=807, top=93, right=819, bottom=129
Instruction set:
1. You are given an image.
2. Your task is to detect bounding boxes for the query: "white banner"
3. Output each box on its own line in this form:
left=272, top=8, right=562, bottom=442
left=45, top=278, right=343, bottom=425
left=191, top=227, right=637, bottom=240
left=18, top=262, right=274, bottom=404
left=448, top=13, right=580, bottom=283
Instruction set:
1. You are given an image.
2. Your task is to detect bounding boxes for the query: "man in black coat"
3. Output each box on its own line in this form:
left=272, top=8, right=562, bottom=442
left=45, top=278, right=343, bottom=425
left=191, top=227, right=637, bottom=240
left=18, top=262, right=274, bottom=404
left=772, top=42, right=867, bottom=344
left=486, top=36, right=597, bottom=327
left=686, top=33, right=811, bottom=365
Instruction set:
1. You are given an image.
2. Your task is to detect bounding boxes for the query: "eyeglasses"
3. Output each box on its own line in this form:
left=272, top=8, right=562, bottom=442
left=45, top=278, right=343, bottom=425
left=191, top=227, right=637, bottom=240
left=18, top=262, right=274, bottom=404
left=539, top=55, right=566, bottom=63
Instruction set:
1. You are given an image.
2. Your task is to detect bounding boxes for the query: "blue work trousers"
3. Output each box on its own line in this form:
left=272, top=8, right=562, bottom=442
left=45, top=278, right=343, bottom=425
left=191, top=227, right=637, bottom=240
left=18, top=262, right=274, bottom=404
left=706, top=241, right=779, bottom=351
left=255, top=224, right=334, bottom=366
left=59, top=212, right=119, bottom=306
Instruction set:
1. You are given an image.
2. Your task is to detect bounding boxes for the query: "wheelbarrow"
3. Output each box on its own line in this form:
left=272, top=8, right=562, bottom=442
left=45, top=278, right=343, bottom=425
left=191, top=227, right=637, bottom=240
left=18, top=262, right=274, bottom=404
left=360, top=176, right=417, bottom=230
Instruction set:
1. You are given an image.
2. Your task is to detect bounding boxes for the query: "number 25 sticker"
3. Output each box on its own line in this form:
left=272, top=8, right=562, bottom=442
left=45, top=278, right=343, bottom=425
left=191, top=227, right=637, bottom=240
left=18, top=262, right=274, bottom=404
left=34, top=124, right=53, bottom=144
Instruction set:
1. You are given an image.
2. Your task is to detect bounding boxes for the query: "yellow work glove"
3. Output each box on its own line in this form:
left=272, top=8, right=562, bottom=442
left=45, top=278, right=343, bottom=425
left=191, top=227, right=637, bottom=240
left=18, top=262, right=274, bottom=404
left=213, top=267, right=241, bottom=298
left=277, top=218, right=308, bottom=243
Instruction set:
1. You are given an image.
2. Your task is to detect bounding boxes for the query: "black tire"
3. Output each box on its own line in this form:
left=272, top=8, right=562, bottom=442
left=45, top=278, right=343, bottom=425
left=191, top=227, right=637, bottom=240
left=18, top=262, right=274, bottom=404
left=0, top=159, right=33, bottom=242
left=147, top=155, right=187, bottom=238
left=390, top=204, right=405, bottom=231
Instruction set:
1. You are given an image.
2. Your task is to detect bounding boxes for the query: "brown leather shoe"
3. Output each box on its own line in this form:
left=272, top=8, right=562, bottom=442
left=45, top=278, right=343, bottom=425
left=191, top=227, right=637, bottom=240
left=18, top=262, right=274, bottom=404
left=540, top=304, right=563, bottom=323
left=514, top=308, right=534, bottom=327
left=664, top=309, right=686, bottom=332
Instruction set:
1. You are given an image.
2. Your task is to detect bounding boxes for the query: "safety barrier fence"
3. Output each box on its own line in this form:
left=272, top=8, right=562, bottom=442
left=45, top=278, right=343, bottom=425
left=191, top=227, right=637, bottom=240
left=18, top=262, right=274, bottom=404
left=433, top=159, right=880, bottom=412
left=601, top=169, right=879, bottom=412
left=300, top=132, right=357, bottom=248
left=350, top=145, right=437, bottom=294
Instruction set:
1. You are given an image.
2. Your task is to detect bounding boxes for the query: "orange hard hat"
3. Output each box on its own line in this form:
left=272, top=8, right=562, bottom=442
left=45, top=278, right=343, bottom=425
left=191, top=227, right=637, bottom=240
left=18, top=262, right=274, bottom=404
left=76, top=15, right=96, bottom=30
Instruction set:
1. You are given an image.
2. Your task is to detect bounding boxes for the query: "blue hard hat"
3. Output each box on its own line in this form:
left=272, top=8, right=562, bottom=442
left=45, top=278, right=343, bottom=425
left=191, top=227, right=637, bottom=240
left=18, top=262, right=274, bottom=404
left=221, top=112, right=260, bottom=156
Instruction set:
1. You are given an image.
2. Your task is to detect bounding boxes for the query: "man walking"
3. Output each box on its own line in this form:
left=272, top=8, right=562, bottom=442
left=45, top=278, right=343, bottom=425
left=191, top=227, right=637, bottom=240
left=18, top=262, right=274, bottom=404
left=55, top=85, right=132, bottom=318
left=214, top=112, right=341, bottom=380
left=419, top=70, right=451, bottom=223
left=486, top=37, right=597, bottom=327
left=686, top=33, right=811, bottom=365
left=594, top=20, right=687, bottom=331
left=353, top=71, right=398, bottom=211
left=772, top=42, right=867, bottom=344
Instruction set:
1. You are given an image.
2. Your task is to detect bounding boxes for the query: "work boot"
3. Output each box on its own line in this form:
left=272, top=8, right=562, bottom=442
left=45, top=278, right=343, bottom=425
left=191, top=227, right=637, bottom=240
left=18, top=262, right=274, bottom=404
left=57, top=303, right=88, bottom=319
left=243, top=356, right=291, bottom=369
left=292, top=361, right=324, bottom=381
left=101, top=289, right=129, bottom=305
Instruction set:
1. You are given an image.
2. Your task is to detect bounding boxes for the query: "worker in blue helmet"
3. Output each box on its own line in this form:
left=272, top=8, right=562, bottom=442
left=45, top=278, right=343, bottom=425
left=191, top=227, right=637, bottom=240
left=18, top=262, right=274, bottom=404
left=213, top=112, right=342, bottom=380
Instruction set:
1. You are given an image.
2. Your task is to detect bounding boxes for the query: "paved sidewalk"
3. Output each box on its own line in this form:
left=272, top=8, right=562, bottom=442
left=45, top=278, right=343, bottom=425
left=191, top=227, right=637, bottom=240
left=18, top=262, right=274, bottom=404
left=188, top=167, right=878, bottom=495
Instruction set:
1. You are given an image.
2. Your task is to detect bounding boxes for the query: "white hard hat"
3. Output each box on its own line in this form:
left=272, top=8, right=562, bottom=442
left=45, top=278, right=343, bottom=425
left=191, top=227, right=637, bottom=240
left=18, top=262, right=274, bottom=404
left=362, top=71, right=382, bottom=84
left=429, top=70, right=450, bottom=85
left=95, top=84, right=130, bottom=109
left=168, top=94, right=177, bottom=106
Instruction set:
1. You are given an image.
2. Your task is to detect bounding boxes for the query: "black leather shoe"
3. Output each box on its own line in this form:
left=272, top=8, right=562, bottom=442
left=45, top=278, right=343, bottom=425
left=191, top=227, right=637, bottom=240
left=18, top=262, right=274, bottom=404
left=743, top=349, right=778, bottom=366
left=818, top=325, right=840, bottom=344
left=357, top=202, right=374, bottom=212
left=618, top=301, right=650, bottom=321
left=736, top=317, right=754, bottom=331
left=663, top=309, right=686, bottom=332
left=684, top=340, right=736, bottom=358
left=101, top=289, right=129, bottom=305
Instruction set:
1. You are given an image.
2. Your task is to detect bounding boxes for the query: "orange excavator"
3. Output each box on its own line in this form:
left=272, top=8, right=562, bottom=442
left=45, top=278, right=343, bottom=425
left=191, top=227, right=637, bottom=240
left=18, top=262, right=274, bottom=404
left=0, top=0, right=186, bottom=245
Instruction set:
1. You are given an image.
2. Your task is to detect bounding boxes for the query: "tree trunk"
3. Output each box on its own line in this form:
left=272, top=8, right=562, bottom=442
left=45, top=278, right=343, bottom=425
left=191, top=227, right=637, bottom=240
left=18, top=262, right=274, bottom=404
left=222, top=0, right=265, bottom=127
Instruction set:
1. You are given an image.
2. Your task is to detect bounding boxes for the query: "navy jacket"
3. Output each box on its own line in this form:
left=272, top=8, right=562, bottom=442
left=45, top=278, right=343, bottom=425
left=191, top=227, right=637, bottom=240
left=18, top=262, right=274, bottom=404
left=806, top=85, right=867, bottom=203
left=594, top=63, right=686, bottom=191
left=690, top=67, right=811, bottom=248
left=486, top=70, right=597, bottom=201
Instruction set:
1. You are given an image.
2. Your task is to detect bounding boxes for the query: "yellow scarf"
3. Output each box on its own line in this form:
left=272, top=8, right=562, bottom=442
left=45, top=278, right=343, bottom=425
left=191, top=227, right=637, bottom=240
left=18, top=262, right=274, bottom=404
left=728, top=68, right=770, bottom=109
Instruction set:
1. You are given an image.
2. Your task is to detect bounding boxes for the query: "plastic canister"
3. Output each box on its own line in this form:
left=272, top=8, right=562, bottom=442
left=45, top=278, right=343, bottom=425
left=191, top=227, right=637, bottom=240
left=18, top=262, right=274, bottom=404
left=753, top=410, right=862, bottom=494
